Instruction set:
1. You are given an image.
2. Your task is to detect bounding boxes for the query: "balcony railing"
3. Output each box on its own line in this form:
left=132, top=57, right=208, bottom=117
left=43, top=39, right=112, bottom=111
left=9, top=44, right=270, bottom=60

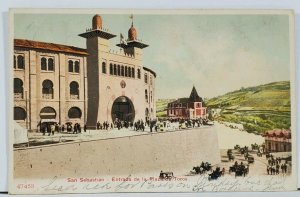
left=14, top=93, right=23, bottom=99
left=70, top=94, right=79, bottom=100
left=42, top=94, right=53, bottom=99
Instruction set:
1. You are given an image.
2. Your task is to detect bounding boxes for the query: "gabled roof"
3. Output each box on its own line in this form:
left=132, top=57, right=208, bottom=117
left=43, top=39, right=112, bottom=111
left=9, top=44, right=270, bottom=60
left=169, top=86, right=205, bottom=105
left=14, top=39, right=88, bottom=56
left=169, top=98, right=189, bottom=104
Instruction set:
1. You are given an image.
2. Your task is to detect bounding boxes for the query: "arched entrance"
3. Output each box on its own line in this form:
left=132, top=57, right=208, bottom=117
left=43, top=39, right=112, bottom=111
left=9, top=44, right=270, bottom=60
left=111, top=96, right=135, bottom=122
left=39, top=107, right=57, bottom=133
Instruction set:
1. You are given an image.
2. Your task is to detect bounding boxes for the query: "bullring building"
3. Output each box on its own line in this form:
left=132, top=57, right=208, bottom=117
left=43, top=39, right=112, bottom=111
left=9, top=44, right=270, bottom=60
left=13, top=14, right=156, bottom=131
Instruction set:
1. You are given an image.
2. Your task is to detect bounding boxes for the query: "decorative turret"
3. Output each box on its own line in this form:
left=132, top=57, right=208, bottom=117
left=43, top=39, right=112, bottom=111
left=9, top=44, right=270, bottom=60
left=117, top=18, right=148, bottom=50
left=117, top=17, right=148, bottom=60
left=79, top=14, right=116, bottom=40
left=92, top=14, right=102, bottom=30
left=128, top=22, right=137, bottom=41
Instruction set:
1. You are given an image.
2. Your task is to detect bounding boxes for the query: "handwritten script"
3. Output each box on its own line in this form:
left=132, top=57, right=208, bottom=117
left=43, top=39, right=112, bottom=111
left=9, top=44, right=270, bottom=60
left=40, top=175, right=288, bottom=193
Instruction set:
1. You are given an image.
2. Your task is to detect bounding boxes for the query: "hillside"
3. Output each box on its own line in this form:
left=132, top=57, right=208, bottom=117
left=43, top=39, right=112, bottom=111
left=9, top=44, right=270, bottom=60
left=206, top=81, right=291, bottom=134
left=156, top=81, right=291, bottom=134
left=156, top=99, right=175, bottom=117
left=207, top=81, right=290, bottom=112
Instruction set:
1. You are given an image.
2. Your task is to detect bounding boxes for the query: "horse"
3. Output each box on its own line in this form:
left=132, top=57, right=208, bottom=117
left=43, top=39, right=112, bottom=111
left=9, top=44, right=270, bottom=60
left=208, top=169, right=222, bottom=181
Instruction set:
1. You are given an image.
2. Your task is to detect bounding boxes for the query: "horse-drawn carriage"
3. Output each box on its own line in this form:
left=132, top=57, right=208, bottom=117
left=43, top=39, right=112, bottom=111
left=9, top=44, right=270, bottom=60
left=191, top=162, right=212, bottom=175
left=159, top=171, right=174, bottom=180
left=243, top=152, right=254, bottom=164
left=247, top=156, right=254, bottom=164
left=234, top=145, right=240, bottom=150
left=208, top=167, right=222, bottom=180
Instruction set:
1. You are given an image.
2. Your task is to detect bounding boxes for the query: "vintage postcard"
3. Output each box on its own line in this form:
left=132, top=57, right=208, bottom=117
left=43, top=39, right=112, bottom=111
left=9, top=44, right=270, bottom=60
left=9, top=9, right=297, bottom=194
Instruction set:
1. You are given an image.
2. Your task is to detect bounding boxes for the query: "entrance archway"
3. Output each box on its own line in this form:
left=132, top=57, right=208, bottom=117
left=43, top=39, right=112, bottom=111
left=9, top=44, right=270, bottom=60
left=111, top=96, right=135, bottom=122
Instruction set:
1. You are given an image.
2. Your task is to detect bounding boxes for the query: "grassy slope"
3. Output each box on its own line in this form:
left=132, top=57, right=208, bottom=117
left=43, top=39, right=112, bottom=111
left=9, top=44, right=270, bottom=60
left=207, top=81, right=290, bottom=112
left=156, top=99, right=175, bottom=117
left=206, top=81, right=291, bottom=134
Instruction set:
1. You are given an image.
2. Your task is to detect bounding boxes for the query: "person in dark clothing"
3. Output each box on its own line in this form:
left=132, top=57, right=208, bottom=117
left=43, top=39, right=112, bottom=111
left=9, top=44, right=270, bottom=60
left=73, top=123, right=77, bottom=134
left=150, top=121, right=153, bottom=132
left=78, top=123, right=81, bottom=133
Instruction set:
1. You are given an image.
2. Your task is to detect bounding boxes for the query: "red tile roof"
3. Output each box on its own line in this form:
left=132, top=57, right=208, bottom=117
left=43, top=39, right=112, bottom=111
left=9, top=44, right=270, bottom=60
left=265, top=129, right=291, bottom=139
left=14, top=39, right=88, bottom=56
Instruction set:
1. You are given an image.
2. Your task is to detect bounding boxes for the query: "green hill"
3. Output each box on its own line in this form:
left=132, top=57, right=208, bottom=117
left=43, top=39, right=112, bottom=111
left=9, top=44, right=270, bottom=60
left=156, top=99, right=175, bottom=117
left=206, top=81, right=291, bottom=134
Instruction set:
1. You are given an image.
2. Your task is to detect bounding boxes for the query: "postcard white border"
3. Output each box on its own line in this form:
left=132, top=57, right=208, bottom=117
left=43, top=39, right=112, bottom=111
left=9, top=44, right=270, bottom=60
left=7, top=8, right=298, bottom=194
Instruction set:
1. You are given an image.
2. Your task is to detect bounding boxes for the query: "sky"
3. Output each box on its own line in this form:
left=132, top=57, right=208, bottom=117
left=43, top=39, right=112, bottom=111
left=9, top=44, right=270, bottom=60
left=14, top=13, right=291, bottom=99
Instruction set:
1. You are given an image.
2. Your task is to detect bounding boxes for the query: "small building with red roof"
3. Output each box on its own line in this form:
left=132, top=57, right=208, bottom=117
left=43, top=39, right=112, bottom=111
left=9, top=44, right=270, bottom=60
left=167, top=86, right=207, bottom=119
left=264, top=129, right=291, bottom=152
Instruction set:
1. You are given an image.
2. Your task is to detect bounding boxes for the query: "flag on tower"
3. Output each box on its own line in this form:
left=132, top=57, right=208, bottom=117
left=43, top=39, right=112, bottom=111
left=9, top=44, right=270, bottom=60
left=120, top=33, right=127, bottom=45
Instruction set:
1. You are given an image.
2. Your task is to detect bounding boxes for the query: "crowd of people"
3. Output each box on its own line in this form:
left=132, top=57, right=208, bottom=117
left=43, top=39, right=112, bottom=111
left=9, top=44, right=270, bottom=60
left=266, top=154, right=288, bottom=175
left=39, top=122, right=87, bottom=136
left=38, top=117, right=211, bottom=136
left=231, top=161, right=249, bottom=177
left=160, top=117, right=212, bottom=128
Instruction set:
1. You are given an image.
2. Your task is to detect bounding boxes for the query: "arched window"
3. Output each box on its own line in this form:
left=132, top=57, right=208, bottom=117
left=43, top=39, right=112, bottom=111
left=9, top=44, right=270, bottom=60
left=42, top=80, right=54, bottom=99
left=150, top=91, right=153, bottom=102
left=48, top=58, right=54, bottom=71
left=117, top=65, right=120, bottom=76
left=110, top=63, right=113, bottom=75
left=145, top=108, right=149, bottom=117
left=144, top=73, right=148, bottom=83
left=41, top=57, right=47, bottom=70
left=125, top=66, right=128, bottom=77
left=150, top=76, right=153, bottom=85
left=145, top=89, right=148, bottom=102
left=40, top=107, right=56, bottom=119
left=17, top=55, right=24, bottom=69
left=14, top=107, right=26, bottom=120
left=132, top=68, right=135, bottom=78
left=121, top=66, right=124, bottom=76
left=102, top=62, right=106, bottom=74
left=74, top=61, right=80, bottom=73
left=14, top=78, right=23, bottom=99
left=128, top=67, right=131, bottom=77
left=68, top=107, right=82, bottom=119
left=113, top=64, right=117, bottom=75
left=13, top=55, right=16, bottom=69
left=68, top=60, right=74, bottom=72
left=137, top=69, right=141, bottom=79
left=70, top=81, right=79, bottom=99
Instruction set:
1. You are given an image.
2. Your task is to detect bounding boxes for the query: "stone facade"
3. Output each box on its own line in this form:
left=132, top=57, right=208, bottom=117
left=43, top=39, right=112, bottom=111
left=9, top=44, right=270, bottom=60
left=13, top=15, right=156, bottom=131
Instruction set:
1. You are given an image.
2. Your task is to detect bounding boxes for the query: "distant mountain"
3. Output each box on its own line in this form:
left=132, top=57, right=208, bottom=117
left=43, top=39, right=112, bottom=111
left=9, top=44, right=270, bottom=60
left=206, top=81, right=291, bottom=134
